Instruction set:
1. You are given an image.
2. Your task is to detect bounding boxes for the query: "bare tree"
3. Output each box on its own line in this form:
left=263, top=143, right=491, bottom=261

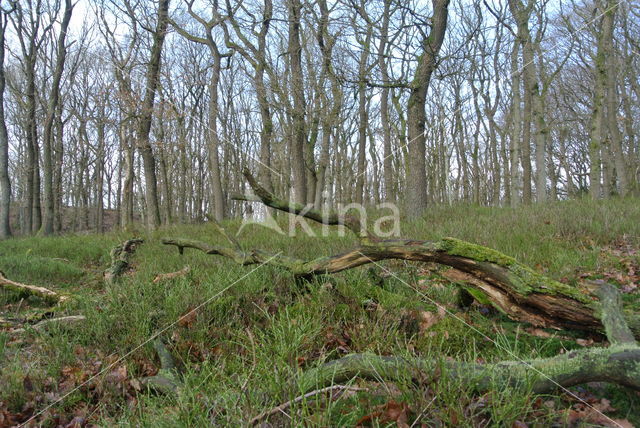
left=406, top=0, right=450, bottom=217
left=0, top=1, right=14, bottom=238
left=136, top=0, right=171, bottom=228
left=40, top=0, right=73, bottom=235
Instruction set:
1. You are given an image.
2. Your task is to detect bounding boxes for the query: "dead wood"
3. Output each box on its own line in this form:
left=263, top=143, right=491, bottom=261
left=140, top=338, right=181, bottom=395
left=153, top=266, right=190, bottom=284
left=300, top=280, right=640, bottom=393
left=10, top=315, right=86, bottom=334
left=0, top=271, right=68, bottom=304
left=163, top=171, right=640, bottom=392
left=104, top=238, right=143, bottom=285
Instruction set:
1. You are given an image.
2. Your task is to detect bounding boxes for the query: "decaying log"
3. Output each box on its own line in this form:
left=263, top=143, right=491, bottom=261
left=162, top=235, right=640, bottom=338
left=298, top=345, right=640, bottom=394
left=162, top=172, right=640, bottom=338
left=104, top=239, right=143, bottom=285
left=0, top=271, right=68, bottom=304
left=163, top=171, right=640, bottom=392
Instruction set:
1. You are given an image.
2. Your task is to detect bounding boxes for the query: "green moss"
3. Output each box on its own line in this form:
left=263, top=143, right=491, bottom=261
left=462, top=286, right=495, bottom=308
left=438, top=238, right=519, bottom=267
left=439, top=238, right=591, bottom=303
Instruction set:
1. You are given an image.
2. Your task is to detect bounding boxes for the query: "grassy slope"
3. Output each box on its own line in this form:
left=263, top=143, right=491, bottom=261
left=1, top=198, right=639, bottom=426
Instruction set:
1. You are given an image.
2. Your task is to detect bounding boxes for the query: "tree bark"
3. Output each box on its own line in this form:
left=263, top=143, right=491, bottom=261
left=136, top=0, right=170, bottom=229
left=0, top=8, right=11, bottom=238
left=602, top=0, right=627, bottom=196
left=589, top=0, right=612, bottom=200
left=406, top=0, right=450, bottom=218
left=288, top=0, right=307, bottom=204
left=40, top=0, right=73, bottom=236
left=378, top=0, right=393, bottom=202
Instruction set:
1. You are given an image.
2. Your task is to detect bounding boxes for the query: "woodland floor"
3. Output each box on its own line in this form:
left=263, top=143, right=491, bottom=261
left=1, top=198, right=640, bottom=427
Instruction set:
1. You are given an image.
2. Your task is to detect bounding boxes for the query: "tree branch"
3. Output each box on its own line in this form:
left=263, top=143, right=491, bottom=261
left=232, top=169, right=374, bottom=243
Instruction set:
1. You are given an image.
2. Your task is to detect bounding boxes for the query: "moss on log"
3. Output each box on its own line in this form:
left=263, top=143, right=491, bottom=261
left=299, top=345, right=640, bottom=394
left=163, top=235, right=640, bottom=338
left=165, top=170, right=640, bottom=393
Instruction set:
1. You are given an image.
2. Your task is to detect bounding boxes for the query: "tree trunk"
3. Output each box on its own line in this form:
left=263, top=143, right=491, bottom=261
left=136, top=0, right=170, bottom=229
left=354, top=28, right=372, bottom=205
left=0, top=11, right=11, bottom=238
left=589, top=0, right=611, bottom=200
left=406, top=0, right=450, bottom=218
left=378, top=0, right=393, bottom=202
left=40, top=0, right=73, bottom=236
left=288, top=0, right=307, bottom=204
left=603, top=1, right=627, bottom=196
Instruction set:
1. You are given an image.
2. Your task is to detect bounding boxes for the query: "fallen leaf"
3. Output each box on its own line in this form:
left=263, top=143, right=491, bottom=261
left=356, top=400, right=410, bottom=427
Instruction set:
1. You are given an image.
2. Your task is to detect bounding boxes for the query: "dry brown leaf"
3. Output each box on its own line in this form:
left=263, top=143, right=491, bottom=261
left=356, top=400, right=410, bottom=427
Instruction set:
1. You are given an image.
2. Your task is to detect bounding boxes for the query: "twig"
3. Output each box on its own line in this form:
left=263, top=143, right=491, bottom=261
left=249, top=385, right=367, bottom=425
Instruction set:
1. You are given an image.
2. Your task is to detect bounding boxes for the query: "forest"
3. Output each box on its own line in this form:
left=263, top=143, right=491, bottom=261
left=1, top=0, right=640, bottom=426
left=0, top=0, right=637, bottom=234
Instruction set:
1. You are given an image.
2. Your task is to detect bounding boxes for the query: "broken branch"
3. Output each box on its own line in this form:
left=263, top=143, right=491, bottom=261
left=153, top=266, right=191, bottom=284
left=299, top=345, right=640, bottom=394
left=232, top=169, right=373, bottom=242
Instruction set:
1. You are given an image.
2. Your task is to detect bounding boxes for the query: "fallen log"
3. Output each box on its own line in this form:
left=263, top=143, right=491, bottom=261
left=104, top=239, right=143, bottom=285
left=162, top=172, right=638, bottom=338
left=300, top=283, right=640, bottom=394
left=10, top=315, right=86, bottom=334
left=0, top=271, right=68, bottom=304
left=162, top=171, right=640, bottom=392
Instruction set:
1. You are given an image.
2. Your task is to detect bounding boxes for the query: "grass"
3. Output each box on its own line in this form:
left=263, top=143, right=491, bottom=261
left=1, top=197, right=639, bottom=426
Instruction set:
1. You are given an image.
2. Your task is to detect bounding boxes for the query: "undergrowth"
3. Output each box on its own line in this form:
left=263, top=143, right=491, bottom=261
left=1, top=197, right=639, bottom=426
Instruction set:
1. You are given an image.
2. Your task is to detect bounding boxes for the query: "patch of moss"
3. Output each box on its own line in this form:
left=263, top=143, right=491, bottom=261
left=461, top=286, right=493, bottom=308
left=438, top=238, right=519, bottom=267
left=439, top=238, right=591, bottom=304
